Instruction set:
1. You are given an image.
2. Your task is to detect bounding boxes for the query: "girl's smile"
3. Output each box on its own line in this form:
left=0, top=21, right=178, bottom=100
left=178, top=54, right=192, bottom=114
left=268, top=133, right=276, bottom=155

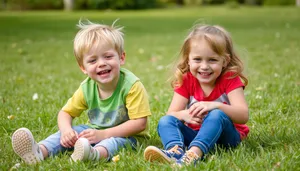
left=188, top=38, right=226, bottom=87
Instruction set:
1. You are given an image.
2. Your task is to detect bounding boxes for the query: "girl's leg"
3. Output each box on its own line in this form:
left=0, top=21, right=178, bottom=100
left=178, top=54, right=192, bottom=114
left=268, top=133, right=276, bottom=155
left=189, top=109, right=241, bottom=156
left=175, top=109, right=241, bottom=166
left=158, top=115, right=197, bottom=150
left=143, top=115, right=197, bottom=163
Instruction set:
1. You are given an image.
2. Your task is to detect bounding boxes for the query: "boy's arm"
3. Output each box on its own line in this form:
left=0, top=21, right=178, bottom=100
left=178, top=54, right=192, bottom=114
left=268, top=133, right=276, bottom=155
left=58, top=87, right=87, bottom=147
left=58, top=110, right=78, bottom=148
left=101, top=117, right=147, bottom=138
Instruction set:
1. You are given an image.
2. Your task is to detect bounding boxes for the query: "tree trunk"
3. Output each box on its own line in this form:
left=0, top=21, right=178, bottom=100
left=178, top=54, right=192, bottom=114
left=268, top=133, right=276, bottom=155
left=63, top=0, right=74, bottom=11
left=297, top=0, right=300, bottom=6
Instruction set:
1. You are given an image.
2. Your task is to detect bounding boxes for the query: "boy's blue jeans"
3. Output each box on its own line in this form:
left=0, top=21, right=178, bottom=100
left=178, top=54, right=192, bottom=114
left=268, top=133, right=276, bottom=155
left=157, top=109, right=241, bottom=154
left=39, top=124, right=137, bottom=159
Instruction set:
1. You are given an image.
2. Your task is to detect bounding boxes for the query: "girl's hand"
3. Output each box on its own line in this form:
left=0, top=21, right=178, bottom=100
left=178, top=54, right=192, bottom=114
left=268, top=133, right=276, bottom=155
left=189, top=101, right=219, bottom=118
left=60, top=129, right=78, bottom=148
left=181, top=110, right=202, bottom=125
left=78, top=129, right=104, bottom=144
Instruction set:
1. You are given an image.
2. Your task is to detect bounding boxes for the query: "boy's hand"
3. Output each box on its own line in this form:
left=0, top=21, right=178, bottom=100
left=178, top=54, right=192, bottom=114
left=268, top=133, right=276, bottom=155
left=60, top=129, right=78, bottom=148
left=78, top=129, right=104, bottom=144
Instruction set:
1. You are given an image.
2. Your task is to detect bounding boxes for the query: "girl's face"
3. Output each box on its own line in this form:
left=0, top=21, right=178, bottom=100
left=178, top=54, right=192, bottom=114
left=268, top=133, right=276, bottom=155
left=188, top=38, right=227, bottom=87
left=80, top=41, right=125, bottom=88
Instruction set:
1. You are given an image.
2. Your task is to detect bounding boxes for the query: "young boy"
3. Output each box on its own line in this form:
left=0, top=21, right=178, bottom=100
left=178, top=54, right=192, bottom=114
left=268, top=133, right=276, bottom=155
left=11, top=20, right=151, bottom=164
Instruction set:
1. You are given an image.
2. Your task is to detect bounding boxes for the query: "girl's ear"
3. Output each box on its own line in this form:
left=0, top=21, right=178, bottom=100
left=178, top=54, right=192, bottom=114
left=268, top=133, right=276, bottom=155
left=223, top=54, right=230, bottom=67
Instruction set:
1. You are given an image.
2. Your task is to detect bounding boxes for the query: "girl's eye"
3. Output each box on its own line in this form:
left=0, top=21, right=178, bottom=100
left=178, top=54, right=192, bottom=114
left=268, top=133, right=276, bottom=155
left=194, top=58, right=201, bottom=62
left=209, top=58, right=218, bottom=62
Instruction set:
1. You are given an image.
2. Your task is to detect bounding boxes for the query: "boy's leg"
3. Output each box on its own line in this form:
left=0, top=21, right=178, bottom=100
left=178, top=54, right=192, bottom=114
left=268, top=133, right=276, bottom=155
left=39, top=124, right=90, bottom=157
left=71, top=136, right=137, bottom=162
left=144, top=115, right=196, bottom=163
left=11, top=124, right=91, bottom=165
left=12, top=128, right=44, bottom=165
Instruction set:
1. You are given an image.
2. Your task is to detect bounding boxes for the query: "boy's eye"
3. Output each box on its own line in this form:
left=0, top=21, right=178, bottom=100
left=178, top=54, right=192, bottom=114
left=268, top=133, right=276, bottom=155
left=105, top=55, right=113, bottom=59
left=88, top=59, right=96, bottom=63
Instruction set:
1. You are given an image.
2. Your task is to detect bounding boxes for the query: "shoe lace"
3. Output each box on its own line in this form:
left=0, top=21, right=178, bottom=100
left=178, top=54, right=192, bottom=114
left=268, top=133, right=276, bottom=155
left=181, top=150, right=199, bottom=165
left=167, top=145, right=182, bottom=155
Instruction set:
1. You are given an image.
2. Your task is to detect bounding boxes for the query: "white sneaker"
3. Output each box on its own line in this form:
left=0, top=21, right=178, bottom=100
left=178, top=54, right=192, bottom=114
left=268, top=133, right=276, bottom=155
left=71, top=138, right=100, bottom=162
left=12, top=128, right=44, bottom=165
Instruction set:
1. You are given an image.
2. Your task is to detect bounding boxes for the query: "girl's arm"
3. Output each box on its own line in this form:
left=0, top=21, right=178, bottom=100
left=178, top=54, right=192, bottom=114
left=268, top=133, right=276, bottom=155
left=189, top=87, right=248, bottom=124
left=218, top=87, right=249, bottom=124
left=167, top=92, right=202, bottom=124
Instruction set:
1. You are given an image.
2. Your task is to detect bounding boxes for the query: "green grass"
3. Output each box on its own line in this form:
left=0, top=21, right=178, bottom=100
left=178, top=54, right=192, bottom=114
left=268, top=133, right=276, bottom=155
left=1, top=6, right=300, bottom=170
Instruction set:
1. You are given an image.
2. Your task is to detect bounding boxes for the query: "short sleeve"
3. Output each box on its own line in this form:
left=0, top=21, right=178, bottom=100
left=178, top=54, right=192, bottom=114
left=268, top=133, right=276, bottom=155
left=224, top=72, right=245, bottom=94
left=174, top=74, right=190, bottom=99
left=125, top=81, right=152, bottom=119
left=61, top=86, right=88, bottom=117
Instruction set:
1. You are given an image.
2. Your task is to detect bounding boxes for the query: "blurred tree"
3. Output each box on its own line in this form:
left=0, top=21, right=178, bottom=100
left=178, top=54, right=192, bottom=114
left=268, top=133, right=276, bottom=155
left=176, top=0, right=184, bottom=5
left=63, top=0, right=74, bottom=10
left=297, top=0, right=300, bottom=6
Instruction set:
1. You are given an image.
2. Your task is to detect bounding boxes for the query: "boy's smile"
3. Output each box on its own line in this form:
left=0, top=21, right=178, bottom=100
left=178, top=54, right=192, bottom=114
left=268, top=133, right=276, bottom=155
left=80, top=41, right=125, bottom=89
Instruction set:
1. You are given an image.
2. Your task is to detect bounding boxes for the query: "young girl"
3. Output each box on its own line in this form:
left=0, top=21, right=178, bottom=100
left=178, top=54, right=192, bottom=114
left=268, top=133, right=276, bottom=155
left=144, top=24, right=249, bottom=167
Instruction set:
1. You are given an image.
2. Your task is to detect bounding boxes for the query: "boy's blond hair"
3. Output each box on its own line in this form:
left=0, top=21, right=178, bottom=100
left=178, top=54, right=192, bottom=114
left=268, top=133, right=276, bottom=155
left=73, top=20, right=124, bottom=67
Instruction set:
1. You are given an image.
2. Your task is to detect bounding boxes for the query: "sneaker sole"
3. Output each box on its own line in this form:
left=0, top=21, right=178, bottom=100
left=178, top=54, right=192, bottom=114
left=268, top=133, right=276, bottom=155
left=12, top=128, right=42, bottom=164
left=71, top=138, right=90, bottom=161
left=144, top=146, right=172, bottom=163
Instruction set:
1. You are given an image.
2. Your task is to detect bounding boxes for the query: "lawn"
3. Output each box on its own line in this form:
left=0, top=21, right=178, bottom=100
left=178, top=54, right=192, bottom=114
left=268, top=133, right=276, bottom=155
left=0, top=6, right=300, bottom=170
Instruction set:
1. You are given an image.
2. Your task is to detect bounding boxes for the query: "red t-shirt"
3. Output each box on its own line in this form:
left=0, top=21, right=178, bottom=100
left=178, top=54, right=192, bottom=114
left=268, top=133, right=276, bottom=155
left=174, top=72, right=249, bottom=139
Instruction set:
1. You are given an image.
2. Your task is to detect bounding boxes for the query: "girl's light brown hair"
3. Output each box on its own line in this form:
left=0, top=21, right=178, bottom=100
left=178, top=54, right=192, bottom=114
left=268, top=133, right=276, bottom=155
left=171, top=24, right=248, bottom=88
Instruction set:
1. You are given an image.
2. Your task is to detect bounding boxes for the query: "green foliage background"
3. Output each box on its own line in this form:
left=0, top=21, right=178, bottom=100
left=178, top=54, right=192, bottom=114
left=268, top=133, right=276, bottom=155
left=0, top=6, right=300, bottom=170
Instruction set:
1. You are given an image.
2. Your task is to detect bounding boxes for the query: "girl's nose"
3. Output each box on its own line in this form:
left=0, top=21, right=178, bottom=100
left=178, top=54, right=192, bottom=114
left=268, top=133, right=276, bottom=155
left=200, top=61, right=209, bottom=69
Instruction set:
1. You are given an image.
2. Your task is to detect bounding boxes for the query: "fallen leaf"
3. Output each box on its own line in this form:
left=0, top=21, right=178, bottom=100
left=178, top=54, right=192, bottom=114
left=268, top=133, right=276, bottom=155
left=112, top=155, right=120, bottom=162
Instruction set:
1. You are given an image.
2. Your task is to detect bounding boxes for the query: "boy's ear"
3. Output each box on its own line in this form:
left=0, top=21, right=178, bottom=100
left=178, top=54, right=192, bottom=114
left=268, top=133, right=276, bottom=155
left=80, top=65, right=87, bottom=75
left=120, top=52, right=126, bottom=65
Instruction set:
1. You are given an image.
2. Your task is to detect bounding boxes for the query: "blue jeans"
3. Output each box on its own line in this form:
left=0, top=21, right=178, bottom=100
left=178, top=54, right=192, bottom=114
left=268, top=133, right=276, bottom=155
left=39, top=124, right=137, bottom=159
left=157, top=109, right=241, bottom=154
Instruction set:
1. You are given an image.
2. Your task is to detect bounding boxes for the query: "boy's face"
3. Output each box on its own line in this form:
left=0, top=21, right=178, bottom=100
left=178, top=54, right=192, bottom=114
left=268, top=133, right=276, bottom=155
left=80, top=41, right=125, bottom=87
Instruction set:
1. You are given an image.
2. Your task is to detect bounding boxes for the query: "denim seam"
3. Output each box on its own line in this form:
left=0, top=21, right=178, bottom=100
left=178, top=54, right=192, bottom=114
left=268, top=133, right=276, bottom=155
left=190, top=141, right=208, bottom=154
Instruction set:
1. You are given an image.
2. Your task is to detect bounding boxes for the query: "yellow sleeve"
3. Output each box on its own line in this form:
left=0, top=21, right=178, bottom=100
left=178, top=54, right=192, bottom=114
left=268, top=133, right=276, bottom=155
left=126, top=81, right=152, bottom=119
left=61, top=87, right=87, bottom=117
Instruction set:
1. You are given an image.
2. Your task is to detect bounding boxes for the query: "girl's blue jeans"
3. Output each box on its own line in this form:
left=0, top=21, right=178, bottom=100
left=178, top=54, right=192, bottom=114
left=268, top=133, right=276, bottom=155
left=157, top=109, right=241, bottom=154
left=39, top=124, right=137, bottom=159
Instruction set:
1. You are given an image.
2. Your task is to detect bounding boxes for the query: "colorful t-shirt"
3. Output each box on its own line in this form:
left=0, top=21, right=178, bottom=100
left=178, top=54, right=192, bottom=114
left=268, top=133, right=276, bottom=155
left=62, top=68, right=151, bottom=138
left=175, top=72, right=249, bottom=139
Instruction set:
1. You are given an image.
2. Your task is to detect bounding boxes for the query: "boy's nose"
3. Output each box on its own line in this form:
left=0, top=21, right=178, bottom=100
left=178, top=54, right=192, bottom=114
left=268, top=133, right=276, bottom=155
left=97, top=59, right=107, bottom=67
